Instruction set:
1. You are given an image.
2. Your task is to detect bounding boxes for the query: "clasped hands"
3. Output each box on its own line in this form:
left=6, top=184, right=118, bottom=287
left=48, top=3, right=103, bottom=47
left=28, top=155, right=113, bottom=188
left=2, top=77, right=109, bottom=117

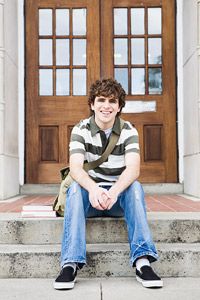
left=89, top=186, right=118, bottom=211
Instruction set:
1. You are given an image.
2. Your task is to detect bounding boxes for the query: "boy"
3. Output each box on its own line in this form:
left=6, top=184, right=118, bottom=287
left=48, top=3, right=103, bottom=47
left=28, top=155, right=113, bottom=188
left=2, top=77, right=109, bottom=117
left=54, top=78, right=163, bottom=289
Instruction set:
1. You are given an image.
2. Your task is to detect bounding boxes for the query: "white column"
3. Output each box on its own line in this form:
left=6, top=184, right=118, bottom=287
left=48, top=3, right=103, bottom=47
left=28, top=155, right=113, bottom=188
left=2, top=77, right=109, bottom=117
left=198, top=1, right=200, bottom=145
left=183, top=0, right=200, bottom=198
left=0, top=0, right=5, bottom=199
left=0, top=0, right=19, bottom=200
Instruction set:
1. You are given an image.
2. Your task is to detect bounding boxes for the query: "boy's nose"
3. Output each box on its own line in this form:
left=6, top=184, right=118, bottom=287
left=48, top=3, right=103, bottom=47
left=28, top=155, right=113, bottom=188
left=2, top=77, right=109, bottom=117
left=103, top=100, right=111, bottom=108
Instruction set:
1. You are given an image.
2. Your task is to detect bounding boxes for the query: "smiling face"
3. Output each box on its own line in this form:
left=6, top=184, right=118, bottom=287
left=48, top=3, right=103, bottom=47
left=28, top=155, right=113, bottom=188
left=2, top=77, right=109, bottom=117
left=91, top=96, right=120, bottom=130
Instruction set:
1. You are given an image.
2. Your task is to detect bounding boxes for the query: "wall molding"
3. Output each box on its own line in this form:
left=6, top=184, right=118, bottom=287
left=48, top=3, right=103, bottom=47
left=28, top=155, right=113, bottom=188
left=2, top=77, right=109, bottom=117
left=0, top=3, right=4, bottom=49
left=198, top=1, right=200, bottom=46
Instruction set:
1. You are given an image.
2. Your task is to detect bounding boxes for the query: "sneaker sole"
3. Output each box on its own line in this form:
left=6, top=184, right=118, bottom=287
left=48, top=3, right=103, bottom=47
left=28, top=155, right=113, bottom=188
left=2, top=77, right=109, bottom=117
left=53, top=278, right=76, bottom=290
left=136, top=275, right=163, bottom=288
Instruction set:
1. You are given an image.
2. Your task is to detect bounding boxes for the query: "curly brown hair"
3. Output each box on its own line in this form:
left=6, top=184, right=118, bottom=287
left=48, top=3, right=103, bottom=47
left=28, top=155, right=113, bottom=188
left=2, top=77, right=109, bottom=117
left=88, top=78, right=126, bottom=116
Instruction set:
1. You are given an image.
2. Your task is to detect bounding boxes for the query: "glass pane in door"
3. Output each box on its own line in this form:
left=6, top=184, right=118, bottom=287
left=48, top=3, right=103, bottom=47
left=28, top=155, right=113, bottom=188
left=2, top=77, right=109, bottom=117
left=131, top=8, right=145, bottom=35
left=148, top=8, right=162, bottom=34
left=56, top=39, right=70, bottom=65
left=73, top=39, right=86, bottom=65
left=114, top=8, right=128, bottom=35
left=114, top=39, right=128, bottom=65
left=114, top=68, right=128, bottom=94
left=73, top=69, right=86, bottom=95
left=131, top=68, right=145, bottom=95
left=148, top=38, right=162, bottom=64
left=39, top=39, right=53, bottom=65
left=148, top=68, right=162, bottom=94
left=39, top=69, right=53, bottom=96
left=73, top=9, right=87, bottom=35
left=39, top=9, right=52, bottom=36
left=131, top=38, right=145, bottom=64
left=56, top=9, right=69, bottom=36
left=56, top=69, right=70, bottom=95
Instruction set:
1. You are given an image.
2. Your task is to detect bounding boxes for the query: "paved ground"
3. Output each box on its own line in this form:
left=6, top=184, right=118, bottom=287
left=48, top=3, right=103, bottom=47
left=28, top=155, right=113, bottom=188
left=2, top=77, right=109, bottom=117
left=0, top=278, right=200, bottom=300
left=0, top=193, right=200, bottom=213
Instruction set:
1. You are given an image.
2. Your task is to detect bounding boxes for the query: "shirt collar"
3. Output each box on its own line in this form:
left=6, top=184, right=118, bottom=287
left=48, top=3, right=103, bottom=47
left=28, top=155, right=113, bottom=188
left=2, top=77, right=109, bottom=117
left=89, top=115, right=121, bottom=137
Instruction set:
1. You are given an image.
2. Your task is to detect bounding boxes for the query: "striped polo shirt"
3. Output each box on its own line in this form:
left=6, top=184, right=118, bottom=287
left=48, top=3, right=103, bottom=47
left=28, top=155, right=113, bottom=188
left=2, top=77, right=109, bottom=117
left=69, top=115, right=140, bottom=183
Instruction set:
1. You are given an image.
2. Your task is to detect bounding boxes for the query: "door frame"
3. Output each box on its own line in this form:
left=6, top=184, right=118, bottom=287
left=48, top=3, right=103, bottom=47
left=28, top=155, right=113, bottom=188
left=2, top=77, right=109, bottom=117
left=18, top=0, right=184, bottom=185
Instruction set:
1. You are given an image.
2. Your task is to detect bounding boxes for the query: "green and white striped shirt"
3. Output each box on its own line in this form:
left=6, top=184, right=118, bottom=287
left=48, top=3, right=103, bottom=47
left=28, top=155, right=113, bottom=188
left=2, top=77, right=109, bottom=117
left=69, top=115, right=140, bottom=183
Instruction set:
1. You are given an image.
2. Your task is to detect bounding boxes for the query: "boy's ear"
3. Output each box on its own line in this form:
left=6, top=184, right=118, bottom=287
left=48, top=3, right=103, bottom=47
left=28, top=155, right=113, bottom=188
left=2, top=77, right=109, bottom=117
left=117, top=104, right=122, bottom=113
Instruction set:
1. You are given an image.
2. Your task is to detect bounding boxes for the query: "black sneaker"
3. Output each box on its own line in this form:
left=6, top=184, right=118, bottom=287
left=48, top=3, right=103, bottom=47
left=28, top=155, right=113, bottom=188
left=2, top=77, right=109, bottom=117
left=136, top=266, right=163, bottom=288
left=53, top=266, right=77, bottom=290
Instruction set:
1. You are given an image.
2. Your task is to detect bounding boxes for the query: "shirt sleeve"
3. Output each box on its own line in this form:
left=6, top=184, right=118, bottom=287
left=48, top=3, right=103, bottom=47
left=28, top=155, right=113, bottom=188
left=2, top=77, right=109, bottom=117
left=123, top=122, right=140, bottom=154
left=69, top=124, right=86, bottom=156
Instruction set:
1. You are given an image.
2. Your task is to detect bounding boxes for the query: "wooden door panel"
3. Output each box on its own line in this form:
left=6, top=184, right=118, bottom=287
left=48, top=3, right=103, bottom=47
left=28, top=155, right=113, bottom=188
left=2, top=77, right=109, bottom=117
left=39, top=126, right=59, bottom=162
left=140, top=164, right=165, bottom=182
left=38, top=98, right=90, bottom=123
left=144, top=125, right=163, bottom=161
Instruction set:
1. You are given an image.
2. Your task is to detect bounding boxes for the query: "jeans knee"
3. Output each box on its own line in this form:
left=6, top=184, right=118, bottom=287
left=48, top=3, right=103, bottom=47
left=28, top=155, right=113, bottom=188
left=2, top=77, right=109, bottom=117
left=67, top=181, right=81, bottom=195
left=124, top=181, right=145, bottom=211
left=67, top=181, right=83, bottom=207
left=129, top=181, right=144, bottom=198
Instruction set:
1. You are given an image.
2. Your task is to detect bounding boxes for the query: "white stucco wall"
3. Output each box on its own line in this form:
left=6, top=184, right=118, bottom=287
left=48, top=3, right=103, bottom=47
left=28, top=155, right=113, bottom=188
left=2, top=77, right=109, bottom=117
left=183, top=0, right=200, bottom=197
left=0, top=0, right=19, bottom=200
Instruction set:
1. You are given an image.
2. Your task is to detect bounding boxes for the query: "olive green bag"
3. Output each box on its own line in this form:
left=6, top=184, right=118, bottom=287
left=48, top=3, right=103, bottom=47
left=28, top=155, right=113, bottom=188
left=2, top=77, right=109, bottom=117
left=53, top=120, right=124, bottom=217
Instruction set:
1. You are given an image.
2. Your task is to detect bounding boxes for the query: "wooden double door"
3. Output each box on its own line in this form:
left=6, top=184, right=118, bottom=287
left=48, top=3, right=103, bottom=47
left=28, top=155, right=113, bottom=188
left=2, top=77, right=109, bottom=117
left=25, top=0, right=177, bottom=183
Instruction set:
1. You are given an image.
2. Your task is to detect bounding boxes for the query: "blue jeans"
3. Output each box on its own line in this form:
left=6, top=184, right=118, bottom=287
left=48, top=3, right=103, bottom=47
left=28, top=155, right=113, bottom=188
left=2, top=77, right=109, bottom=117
left=60, top=181, right=159, bottom=269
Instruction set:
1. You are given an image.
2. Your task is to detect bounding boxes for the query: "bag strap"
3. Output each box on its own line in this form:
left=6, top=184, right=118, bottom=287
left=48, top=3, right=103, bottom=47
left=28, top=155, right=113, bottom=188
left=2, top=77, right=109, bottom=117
left=83, top=118, right=125, bottom=172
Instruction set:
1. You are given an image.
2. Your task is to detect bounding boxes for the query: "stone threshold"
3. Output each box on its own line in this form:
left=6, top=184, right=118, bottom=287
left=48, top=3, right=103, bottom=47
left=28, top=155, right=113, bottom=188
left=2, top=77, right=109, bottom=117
left=20, top=183, right=184, bottom=195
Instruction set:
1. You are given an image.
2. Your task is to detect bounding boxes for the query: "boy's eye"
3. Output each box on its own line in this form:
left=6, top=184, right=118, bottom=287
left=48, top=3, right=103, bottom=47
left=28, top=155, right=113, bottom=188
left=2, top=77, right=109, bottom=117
left=97, top=98, right=105, bottom=102
left=109, top=99, right=118, bottom=103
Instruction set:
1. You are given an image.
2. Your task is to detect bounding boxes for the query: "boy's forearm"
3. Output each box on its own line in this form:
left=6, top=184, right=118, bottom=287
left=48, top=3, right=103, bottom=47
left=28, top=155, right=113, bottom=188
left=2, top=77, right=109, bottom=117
left=111, top=166, right=140, bottom=195
left=70, top=166, right=97, bottom=192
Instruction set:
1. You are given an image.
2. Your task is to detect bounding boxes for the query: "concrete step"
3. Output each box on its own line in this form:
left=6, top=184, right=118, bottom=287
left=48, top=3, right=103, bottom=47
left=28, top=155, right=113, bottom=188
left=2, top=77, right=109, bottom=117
left=0, top=243, right=200, bottom=278
left=20, top=183, right=183, bottom=195
left=0, top=212, right=199, bottom=244
left=1, top=278, right=200, bottom=300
